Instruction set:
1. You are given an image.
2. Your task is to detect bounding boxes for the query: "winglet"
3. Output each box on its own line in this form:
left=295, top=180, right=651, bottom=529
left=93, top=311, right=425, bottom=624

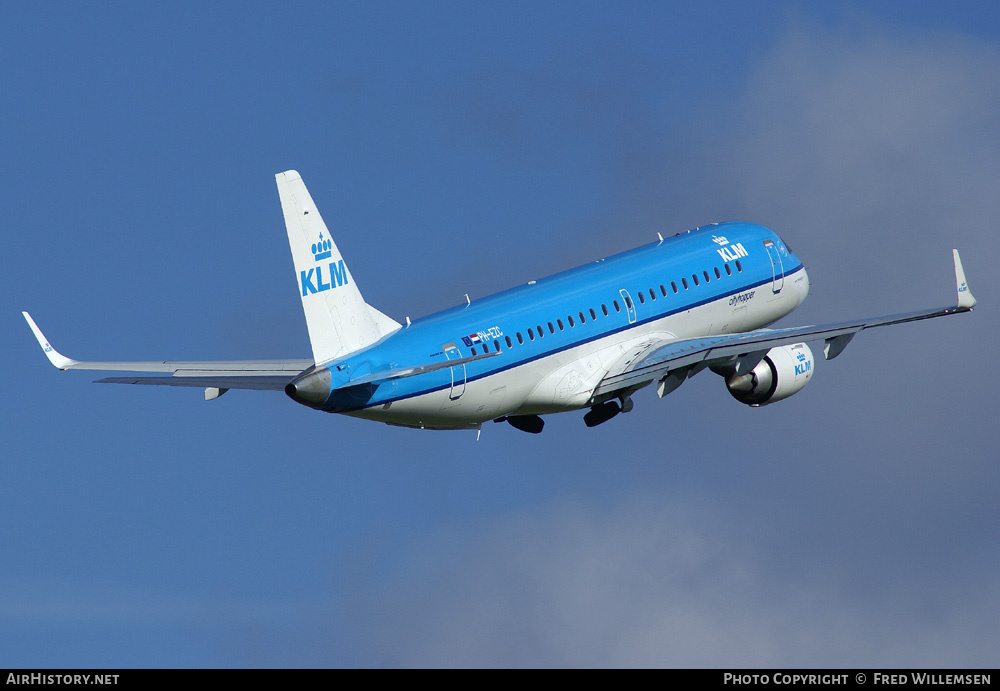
left=22, top=312, right=79, bottom=370
left=953, top=250, right=976, bottom=310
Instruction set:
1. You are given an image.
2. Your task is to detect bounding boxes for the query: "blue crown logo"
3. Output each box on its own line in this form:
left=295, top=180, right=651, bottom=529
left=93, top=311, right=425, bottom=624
left=312, top=233, right=332, bottom=262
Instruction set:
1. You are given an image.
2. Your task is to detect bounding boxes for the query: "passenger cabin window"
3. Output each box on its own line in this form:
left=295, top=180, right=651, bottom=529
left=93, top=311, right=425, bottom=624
left=527, top=328, right=534, bottom=341
left=548, top=322, right=555, bottom=334
left=736, top=260, right=743, bottom=272
left=703, top=270, right=710, bottom=283
left=601, top=304, right=609, bottom=316
left=516, top=332, right=524, bottom=344
left=589, top=308, right=597, bottom=320
left=625, top=296, right=633, bottom=309
left=660, top=285, right=667, bottom=297
left=692, top=274, right=699, bottom=286
left=505, top=335, right=512, bottom=348
left=613, top=300, right=621, bottom=312
left=471, top=346, right=477, bottom=355
left=725, top=264, right=732, bottom=276
left=714, top=267, right=721, bottom=279
left=682, top=277, right=688, bottom=289
left=494, top=339, right=501, bottom=352
left=637, top=292, right=645, bottom=305
left=568, top=315, right=575, bottom=327
left=671, top=281, right=678, bottom=293
left=557, top=319, right=564, bottom=331
left=578, top=311, right=586, bottom=324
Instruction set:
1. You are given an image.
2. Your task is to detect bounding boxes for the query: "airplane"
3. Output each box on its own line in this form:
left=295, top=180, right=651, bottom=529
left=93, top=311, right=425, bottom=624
left=24, top=170, right=977, bottom=435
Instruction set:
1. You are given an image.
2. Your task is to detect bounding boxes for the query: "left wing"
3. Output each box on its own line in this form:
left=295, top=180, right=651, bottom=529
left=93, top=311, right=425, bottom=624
left=22, top=312, right=312, bottom=394
left=594, top=249, right=976, bottom=397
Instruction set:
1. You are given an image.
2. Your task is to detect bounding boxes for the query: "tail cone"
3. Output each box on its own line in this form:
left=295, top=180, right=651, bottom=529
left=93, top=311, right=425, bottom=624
left=285, top=366, right=332, bottom=409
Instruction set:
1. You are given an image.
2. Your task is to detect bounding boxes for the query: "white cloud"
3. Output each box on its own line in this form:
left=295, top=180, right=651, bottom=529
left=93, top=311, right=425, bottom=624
left=351, top=21, right=1000, bottom=668
left=723, top=28, right=1000, bottom=298
left=361, top=494, right=997, bottom=667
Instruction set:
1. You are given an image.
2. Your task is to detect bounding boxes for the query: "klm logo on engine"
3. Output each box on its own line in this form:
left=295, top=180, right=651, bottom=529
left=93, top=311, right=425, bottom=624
left=794, top=350, right=812, bottom=376
left=301, top=233, right=349, bottom=296
left=712, top=235, right=749, bottom=263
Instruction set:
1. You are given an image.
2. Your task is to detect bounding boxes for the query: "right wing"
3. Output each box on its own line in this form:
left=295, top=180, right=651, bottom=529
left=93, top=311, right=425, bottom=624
left=22, top=312, right=312, bottom=393
left=594, top=249, right=976, bottom=397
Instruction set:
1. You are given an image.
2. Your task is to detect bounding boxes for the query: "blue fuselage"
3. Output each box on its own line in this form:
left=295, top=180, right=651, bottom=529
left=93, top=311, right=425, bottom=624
left=304, top=221, right=808, bottom=429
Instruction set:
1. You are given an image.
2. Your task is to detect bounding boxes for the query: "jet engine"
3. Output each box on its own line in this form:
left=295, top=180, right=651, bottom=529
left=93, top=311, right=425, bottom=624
left=725, top=343, right=814, bottom=406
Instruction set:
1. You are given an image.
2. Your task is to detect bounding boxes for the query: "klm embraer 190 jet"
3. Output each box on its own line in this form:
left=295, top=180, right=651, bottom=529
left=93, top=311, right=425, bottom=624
left=24, top=171, right=977, bottom=434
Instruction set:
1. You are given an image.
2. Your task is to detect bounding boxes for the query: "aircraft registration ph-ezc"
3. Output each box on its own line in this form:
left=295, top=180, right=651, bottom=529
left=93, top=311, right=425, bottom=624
left=24, top=171, right=977, bottom=435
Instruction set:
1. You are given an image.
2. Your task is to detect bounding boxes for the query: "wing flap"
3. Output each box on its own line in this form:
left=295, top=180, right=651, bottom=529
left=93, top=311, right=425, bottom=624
left=58, top=361, right=314, bottom=374
left=95, top=376, right=293, bottom=391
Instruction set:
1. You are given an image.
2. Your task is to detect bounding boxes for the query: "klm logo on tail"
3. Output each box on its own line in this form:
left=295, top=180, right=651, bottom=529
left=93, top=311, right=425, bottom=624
left=301, top=233, right=349, bottom=296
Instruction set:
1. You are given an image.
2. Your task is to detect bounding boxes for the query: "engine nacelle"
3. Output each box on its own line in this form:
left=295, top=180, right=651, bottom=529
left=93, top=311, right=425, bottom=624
left=726, top=343, right=814, bottom=406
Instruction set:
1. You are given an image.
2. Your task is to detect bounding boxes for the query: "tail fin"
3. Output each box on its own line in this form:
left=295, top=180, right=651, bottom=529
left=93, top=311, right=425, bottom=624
left=276, top=170, right=401, bottom=364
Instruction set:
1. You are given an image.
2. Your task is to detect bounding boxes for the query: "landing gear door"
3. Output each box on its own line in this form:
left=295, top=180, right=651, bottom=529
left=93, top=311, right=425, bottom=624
left=442, top=343, right=466, bottom=400
left=763, top=239, right=784, bottom=294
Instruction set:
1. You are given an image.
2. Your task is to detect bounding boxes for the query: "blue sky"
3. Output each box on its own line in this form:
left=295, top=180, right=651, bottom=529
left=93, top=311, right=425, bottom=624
left=2, top=1, right=998, bottom=667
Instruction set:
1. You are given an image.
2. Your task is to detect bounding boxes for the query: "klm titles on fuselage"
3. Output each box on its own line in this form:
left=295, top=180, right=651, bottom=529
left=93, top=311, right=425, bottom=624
left=711, top=234, right=750, bottom=262
left=716, top=242, right=749, bottom=263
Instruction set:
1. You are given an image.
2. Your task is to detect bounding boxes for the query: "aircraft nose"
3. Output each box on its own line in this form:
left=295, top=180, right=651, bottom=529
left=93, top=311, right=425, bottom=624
left=285, top=366, right=332, bottom=408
